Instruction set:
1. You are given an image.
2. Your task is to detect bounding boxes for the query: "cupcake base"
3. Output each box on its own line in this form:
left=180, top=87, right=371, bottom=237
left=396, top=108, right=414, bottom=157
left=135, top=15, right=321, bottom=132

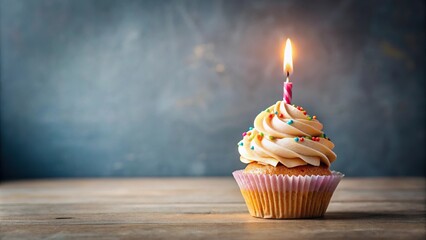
left=233, top=170, right=344, bottom=219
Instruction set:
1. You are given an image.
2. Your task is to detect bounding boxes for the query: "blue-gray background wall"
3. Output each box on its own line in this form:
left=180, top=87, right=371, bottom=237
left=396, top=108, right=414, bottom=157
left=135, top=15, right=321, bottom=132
left=1, top=0, right=425, bottom=180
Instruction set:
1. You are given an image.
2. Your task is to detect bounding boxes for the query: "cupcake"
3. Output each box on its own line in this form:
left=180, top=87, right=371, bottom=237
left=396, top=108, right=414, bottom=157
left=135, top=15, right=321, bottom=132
left=233, top=101, right=343, bottom=219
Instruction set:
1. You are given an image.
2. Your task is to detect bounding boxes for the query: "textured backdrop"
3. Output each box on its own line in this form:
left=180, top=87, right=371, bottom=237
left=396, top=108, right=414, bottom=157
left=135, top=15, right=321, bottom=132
left=1, top=0, right=425, bottom=179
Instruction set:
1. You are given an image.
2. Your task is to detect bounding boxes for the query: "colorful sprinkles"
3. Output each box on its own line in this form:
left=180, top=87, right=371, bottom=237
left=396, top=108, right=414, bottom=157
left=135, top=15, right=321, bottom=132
left=290, top=104, right=320, bottom=121
left=290, top=136, right=331, bottom=143
left=238, top=106, right=330, bottom=149
left=248, top=134, right=256, bottom=141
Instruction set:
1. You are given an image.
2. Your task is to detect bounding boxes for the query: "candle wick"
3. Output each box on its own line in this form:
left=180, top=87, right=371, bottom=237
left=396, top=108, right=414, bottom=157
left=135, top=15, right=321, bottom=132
left=286, top=71, right=290, bottom=82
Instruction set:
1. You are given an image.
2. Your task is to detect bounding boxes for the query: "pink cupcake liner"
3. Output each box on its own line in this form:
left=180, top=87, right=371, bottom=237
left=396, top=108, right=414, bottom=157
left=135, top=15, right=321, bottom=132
left=233, top=170, right=344, bottom=219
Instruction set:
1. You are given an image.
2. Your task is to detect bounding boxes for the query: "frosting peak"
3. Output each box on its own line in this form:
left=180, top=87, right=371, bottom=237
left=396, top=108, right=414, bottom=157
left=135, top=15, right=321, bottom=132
left=238, top=101, right=336, bottom=168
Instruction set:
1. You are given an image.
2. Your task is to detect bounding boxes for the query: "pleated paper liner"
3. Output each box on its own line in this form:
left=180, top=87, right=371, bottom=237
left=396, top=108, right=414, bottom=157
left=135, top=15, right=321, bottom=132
left=233, top=170, right=344, bottom=219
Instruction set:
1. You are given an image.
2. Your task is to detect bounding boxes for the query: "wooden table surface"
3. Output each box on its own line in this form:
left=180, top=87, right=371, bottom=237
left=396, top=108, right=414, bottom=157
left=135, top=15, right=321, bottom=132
left=0, top=178, right=425, bottom=239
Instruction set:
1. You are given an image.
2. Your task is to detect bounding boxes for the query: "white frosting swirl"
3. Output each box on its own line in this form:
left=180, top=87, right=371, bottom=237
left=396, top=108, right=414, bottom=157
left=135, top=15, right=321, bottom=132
left=238, top=101, right=337, bottom=168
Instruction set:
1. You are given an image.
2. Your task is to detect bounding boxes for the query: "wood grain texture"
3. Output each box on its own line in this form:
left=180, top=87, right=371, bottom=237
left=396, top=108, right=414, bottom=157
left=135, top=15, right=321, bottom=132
left=1, top=178, right=425, bottom=239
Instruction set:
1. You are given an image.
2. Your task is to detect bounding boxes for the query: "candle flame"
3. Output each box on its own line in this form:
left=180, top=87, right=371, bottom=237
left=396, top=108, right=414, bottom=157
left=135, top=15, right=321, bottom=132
left=283, top=38, right=293, bottom=78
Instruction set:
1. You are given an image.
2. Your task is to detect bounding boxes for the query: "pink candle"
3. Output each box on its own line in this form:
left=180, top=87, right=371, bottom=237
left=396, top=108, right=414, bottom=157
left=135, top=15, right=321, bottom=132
left=283, top=81, right=293, bottom=104
left=283, top=38, right=293, bottom=104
